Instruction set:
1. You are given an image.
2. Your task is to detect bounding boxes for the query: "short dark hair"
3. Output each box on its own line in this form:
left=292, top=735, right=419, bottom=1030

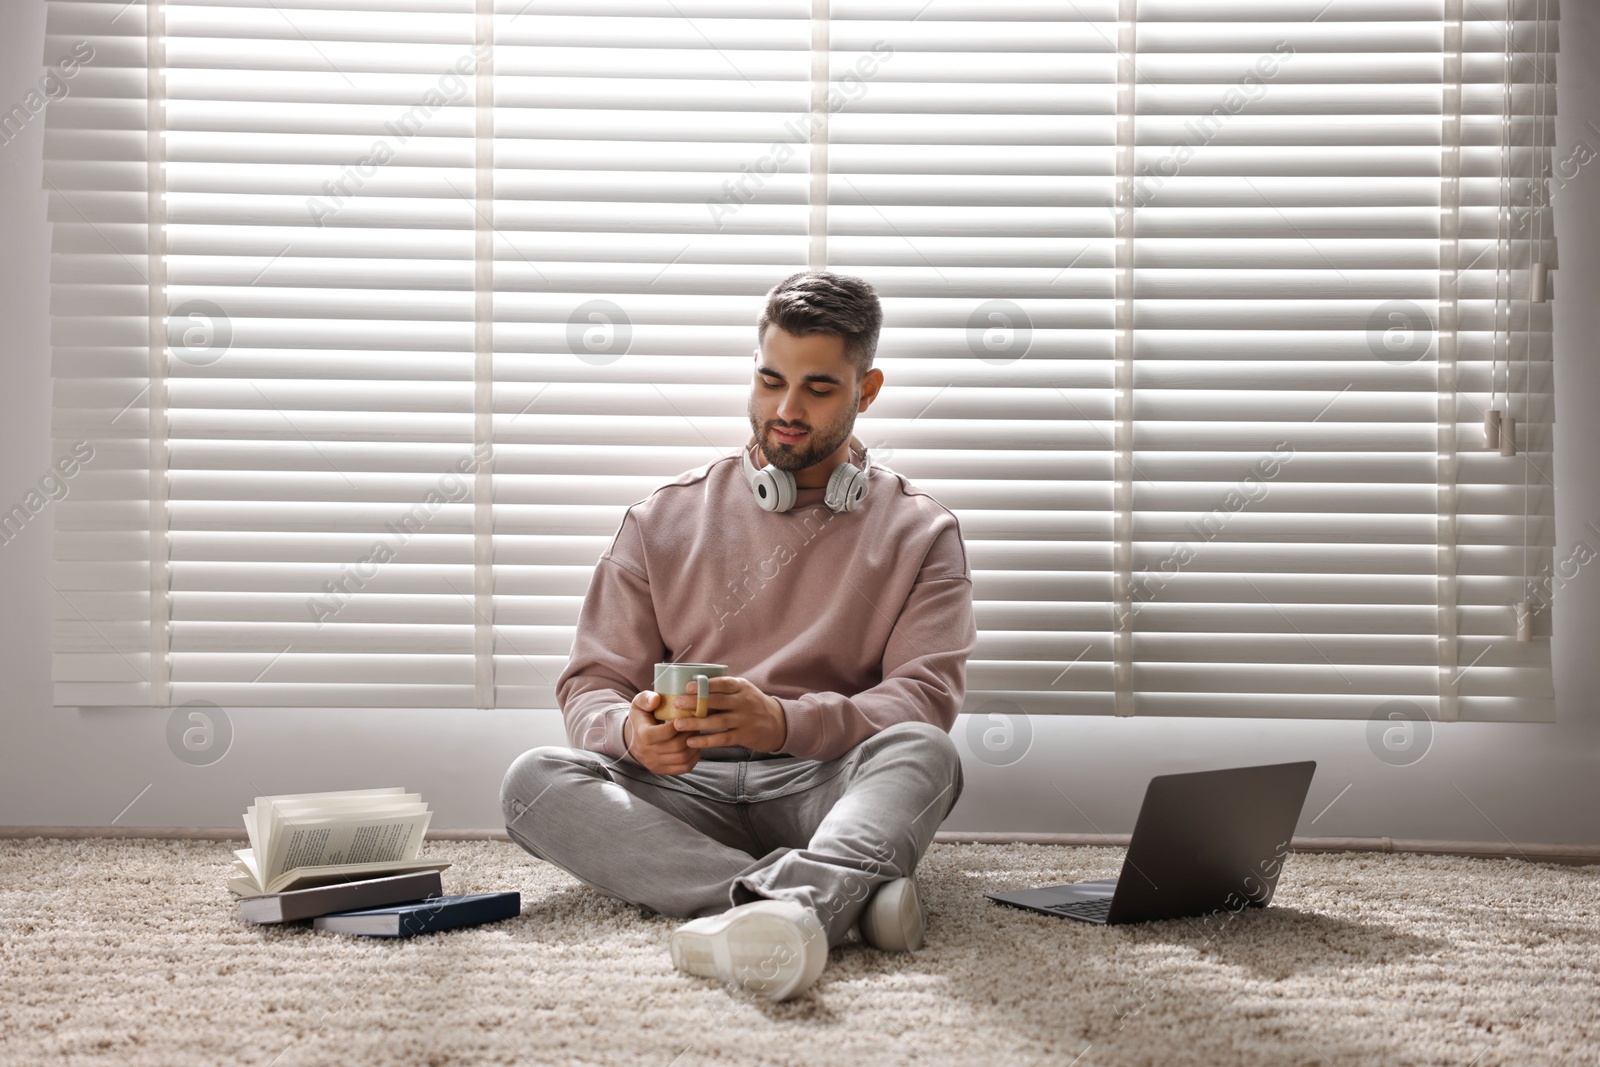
left=757, top=271, right=883, bottom=383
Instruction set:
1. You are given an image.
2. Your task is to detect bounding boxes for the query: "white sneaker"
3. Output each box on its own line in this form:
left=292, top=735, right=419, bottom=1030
left=857, top=877, right=925, bottom=952
left=669, top=899, right=828, bottom=1001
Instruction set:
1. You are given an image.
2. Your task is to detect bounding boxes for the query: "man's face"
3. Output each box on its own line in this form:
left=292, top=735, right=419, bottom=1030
left=747, top=325, right=867, bottom=473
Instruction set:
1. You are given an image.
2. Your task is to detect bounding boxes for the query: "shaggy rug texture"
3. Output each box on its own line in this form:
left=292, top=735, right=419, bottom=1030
left=0, top=838, right=1596, bottom=1066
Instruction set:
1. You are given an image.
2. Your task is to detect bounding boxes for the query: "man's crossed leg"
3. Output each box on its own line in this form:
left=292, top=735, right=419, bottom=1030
left=500, top=720, right=965, bottom=998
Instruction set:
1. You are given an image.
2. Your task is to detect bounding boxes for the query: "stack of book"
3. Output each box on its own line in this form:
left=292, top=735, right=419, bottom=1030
left=231, top=787, right=519, bottom=937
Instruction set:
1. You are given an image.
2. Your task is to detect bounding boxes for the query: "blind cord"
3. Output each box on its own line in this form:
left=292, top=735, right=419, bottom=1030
left=1516, top=0, right=1552, bottom=642
left=808, top=0, right=829, bottom=271
left=473, top=0, right=497, bottom=703
left=1489, top=2, right=1514, bottom=452
left=1110, top=0, right=1138, bottom=717
left=148, top=0, right=171, bottom=705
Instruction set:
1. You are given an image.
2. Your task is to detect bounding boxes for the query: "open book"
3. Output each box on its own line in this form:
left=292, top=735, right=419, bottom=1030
left=229, top=787, right=450, bottom=896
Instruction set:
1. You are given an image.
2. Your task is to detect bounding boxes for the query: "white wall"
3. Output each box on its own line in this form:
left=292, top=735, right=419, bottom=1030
left=2, top=0, right=1597, bottom=843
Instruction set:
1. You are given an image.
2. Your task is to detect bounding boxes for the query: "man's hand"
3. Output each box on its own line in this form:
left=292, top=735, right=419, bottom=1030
left=621, top=691, right=702, bottom=776
left=668, top=676, right=788, bottom=754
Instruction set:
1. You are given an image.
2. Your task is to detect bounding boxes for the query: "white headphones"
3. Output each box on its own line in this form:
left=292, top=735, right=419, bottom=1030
left=742, top=434, right=874, bottom=514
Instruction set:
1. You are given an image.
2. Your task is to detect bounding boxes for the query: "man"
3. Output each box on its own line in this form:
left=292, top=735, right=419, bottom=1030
left=500, top=270, right=976, bottom=1002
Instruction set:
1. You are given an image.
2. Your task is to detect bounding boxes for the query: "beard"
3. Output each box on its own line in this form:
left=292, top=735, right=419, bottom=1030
left=747, top=390, right=858, bottom=473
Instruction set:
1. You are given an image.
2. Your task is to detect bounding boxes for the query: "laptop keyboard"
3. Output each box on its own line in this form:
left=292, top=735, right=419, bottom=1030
left=1045, top=898, right=1113, bottom=922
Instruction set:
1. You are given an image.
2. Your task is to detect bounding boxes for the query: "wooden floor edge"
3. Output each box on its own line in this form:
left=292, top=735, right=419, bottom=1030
left=4, top=825, right=1598, bottom=865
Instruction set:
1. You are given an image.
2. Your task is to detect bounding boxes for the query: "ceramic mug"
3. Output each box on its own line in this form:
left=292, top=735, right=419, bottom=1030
left=652, top=662, right=728, bottom=721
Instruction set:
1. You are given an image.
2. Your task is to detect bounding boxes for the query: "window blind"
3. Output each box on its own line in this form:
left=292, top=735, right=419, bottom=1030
left=49, top=0, right=489, bottom=706
left=1109, top=0, right=1557, bottom=721
left=45, top=0, right=1557, bottom=721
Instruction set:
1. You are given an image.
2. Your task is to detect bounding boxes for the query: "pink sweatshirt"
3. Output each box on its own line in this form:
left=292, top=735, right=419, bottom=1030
left=555, top=434, right=977, bottom=764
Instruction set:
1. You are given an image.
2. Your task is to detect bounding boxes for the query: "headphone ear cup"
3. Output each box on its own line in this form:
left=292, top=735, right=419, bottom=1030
left=752, top=466, right=797, bottom=512
left=743, top=438, right=797, bottom=512
left=825, top=462, right=867, bottom=513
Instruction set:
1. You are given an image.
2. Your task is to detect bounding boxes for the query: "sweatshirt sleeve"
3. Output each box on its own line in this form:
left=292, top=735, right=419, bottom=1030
left=554, top=507, right=664, bottom=761
left=774, top=517, right=976, bottom=763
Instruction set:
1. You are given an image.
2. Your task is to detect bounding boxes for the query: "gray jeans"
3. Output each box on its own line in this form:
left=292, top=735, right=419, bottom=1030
left=499, top=720, right=965, bottom=949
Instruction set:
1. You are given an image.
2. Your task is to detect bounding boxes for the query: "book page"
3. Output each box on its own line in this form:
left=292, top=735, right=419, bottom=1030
left=247, top=792, right=422, bottom=860
left=262, top=803, right=426, bottom=867
left=262, top=811, right=431, bottom=889
left=245, top=789, right=415, bottom=852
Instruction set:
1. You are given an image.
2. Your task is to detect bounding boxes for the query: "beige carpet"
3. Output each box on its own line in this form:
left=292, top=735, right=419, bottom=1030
left=1, top=839, right=1597, bottom=1066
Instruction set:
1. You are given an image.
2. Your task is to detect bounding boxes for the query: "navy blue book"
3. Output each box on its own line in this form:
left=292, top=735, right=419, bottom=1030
left=312, top=892, right=521, bottom=938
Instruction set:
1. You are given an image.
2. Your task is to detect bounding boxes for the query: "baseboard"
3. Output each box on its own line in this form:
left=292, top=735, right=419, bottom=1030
left=4, top=826, right=1597, bottom=866
left=932, top=832, right=1600, bottom=867
left=0, top=826, right=501, bottom=842
left=0, top=826, right=253, bottom=841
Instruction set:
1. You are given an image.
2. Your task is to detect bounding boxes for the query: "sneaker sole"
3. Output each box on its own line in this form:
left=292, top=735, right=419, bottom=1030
left=670, top=902, right=826, bottom=1001
left=860, top=878, right=925, bottom=953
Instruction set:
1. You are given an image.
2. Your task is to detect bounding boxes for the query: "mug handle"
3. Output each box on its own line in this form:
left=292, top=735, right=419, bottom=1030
left=695, top=674, right=710, bottom=718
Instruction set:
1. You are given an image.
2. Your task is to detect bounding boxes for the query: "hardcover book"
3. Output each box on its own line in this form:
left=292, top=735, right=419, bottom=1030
left=312, top=892, right=522, bottom=938
left=236, top=870, right=446, bottom=924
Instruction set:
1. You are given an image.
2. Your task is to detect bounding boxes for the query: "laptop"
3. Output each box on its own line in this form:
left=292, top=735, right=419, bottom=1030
left=986, top=760, right=1317, bottom=925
